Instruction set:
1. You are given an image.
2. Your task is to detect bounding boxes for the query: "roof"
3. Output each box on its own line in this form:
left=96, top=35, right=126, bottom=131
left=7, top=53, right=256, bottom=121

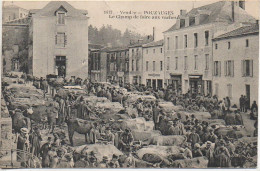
left=89, top=43, right=104, bottom=50
left=165, top=1, right=256, bottom=33
left=3, top=17, right=30, bottom=25
left=213, top=24, right=259, bottom=40
left=128, top=39, right=153, bottom=48
left=32, top=1, right=88, bottom=17
left=142, top=39, right=164, bottom=48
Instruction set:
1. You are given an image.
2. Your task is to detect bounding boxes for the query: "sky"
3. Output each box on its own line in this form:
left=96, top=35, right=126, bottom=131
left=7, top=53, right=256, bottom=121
left=3, top=0, right=259, bottom=40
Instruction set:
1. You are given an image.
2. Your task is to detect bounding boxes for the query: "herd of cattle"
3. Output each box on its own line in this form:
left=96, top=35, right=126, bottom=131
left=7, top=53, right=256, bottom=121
left=1, top=73, right=258, bottom=168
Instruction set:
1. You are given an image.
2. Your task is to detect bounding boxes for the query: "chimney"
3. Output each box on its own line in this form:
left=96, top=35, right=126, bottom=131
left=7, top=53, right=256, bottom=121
left=232, top=1, right=235, bottom=22
left=153, top=27, right=156, bottom=41
left=239, top=0, right=245, bottom=10
left=180, top=9, right=187, bottom=16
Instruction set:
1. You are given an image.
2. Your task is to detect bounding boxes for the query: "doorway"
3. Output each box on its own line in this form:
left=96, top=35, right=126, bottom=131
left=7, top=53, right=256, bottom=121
left=152, top=79, right=156, bottom=90
left=56, top=56, right=66, bottom=77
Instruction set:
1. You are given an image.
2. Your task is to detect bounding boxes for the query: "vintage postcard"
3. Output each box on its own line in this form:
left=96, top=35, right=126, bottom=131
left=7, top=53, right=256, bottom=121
left=0, top=0, right=259, bottom=169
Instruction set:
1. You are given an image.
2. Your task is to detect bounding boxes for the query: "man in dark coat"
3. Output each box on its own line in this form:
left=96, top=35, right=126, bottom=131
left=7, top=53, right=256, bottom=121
left=187, top=128, right=200, bottom=147
left=29, top=127, right=42, bottom=157
left=40, top=137, right=52, bottom=168
left=152, top=103, right=161, bottom=130
left=120, top=129, right=134, bottom=152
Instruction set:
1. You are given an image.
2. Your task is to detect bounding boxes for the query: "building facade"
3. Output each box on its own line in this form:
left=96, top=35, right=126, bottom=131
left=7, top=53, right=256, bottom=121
left=163, top=1, right=255, bottom=95
left=28, top=1, right=89, bottom=79
left=212, top=24, right=259, bottom=106
left=2, top=4, right=29, bottom=23
left=142, top=40, right=165, bottom=89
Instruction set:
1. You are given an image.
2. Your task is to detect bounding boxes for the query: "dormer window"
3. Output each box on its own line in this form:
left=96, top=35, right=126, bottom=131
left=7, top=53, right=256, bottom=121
left=58, top=13, right=65, bottom=24
left=55, top=5, right=67, bottom=25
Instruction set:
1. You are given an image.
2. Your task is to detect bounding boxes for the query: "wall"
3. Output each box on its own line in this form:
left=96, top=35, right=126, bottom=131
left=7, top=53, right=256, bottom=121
left=31, top=14, right=88, bottom=79
left=128, top=46, right=143, bottom=84
left=212, top=34, right=259, bottom=106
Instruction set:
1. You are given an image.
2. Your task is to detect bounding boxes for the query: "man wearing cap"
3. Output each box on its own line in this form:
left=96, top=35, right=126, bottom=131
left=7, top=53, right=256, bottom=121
left=192, top=143, right=203, bottom=157
left=182, top=142, right=193, bottom=159
left=98, top=156, right=109, bottom=168
left=187, top=128, right=200, bottom=147
left=120, top=129, right=134, bottom=152
left=201, top=141, right=215, bottom=167
left=88, top=151, right=98, bottom=168
left=214, top=139, right=231, bottom=167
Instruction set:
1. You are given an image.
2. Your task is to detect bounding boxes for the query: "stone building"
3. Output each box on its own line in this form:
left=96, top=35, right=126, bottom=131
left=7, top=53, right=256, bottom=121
left=106, top=47, right=129, bottom=86
left=163, top=1, right=255, bottom=95
left=28, top=1, right=89, bottom=79
left=2, top=18, right=30, bottom=74
left=212, top=23, right=259, bottom=106
left=2, top=4, right=29, bottom=23
left=142, top=39, right=165, bottom=89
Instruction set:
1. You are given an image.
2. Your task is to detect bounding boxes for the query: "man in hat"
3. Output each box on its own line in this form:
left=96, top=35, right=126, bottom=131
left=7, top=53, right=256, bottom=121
left=181, top=142, right=192, bottom=159
left=152, top=102, right=161, bottom=130
left=89, top=122, right=99, bottom=144
left=201, top=141, right=215, bottom=167
left=214, top=139, right=231, bottom=167
left=106, top=127, right=115, bottom=145
left=109, top=154, right=120, bottom=168
left=17, top=128, right=30, bottom=167
left=98, top=156, right=109, bottom=168
left=123, top=149, right=135, bottom=168
left=74, top=152, right=90, bottom=168
left=40, top=137, right=52, bottom=167
left=48, top=143, right=59, bottom=168
left=187, top=127, right=200, bottom=148
left=225, top=138, right=235, bottom=156
left=168, top=120, right=181, bottom=135
left=29, top=127, right=42, bottom=157
left=120, top=128, right=134, bottom=152
left=207, top=128, right=218, bottom=143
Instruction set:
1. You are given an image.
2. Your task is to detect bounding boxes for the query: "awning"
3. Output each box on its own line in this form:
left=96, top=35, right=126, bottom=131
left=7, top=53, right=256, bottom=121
left=189, top=75, right=201, bottom=79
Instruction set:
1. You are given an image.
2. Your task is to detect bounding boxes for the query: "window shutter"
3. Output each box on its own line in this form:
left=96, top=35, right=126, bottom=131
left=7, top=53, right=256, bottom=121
left=241, top=60, right=244, bottom=77
left=232, top=61, right=234, bottom=77
left=219, top=62, right=221, bottom=76
left=55, top=35, right=57, bottom=45
left=224, top=61, right=227, bottom=76
left=64, top=35, right=66, bottom=46
left=250, top=60, right=253, bottom=77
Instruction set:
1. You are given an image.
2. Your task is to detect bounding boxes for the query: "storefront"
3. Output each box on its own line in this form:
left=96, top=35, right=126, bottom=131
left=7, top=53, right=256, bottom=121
left=189, top=75, right=203, bottom=95
left=168, top=74, right=182, bottom=92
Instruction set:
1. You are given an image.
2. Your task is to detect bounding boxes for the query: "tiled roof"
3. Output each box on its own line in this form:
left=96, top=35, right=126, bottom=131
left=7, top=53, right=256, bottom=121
left=165, top=1, right=256, bottom=33
left=143, top=39, right=164, bottom=48
left=214, top=24, right=259, bottom=40
left=128, top=39, right=153, bottom=48
left=32, top=1, right=88, bottom=17
left=3, top=17, right=30, bottom=25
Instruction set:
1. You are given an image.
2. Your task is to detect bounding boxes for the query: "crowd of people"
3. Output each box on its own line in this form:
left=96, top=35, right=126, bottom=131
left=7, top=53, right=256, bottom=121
left=2, top=73, right=258, bottom=168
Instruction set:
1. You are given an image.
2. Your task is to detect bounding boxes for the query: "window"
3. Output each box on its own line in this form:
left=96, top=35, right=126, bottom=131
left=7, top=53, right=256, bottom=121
left=194, top=55, right=198, bottom=70
left=160, top=61, right=163, bottom=71
left=242, top=60, right=253, bottom=77
left=180, top=19, right=185, bottom=28
left=56, top=33, right=66, bottom=47
left=132, top=49, right=134, bottom=56
left=136, top=59, right=139, bottom=71
left=215, top=43, right=218, bottom=49
left=125, top=62, right=129, bottom=71
left=228, top=42, right=231, bottom=49
left=227, top=84, right=232, bottom=98
left=167, top=37, right=170, bottom=50
left=184, top=35, right=188, bottom=48
left=205, top=54, right=209, bottom=70
left=194, top=33, right=198, bottom=48
left=205, top=31, right=209, bottom=46
left=184, top=56, right=188, bottom=70
left=153, top=61, right=156, bottom=71
left=146, top=49, right=148, bottom=54
left=189, top=17, right=195, bottom=26
left=224, top=60, right=234, bottom=76
left=57, top=13, right=65, bottom=24
left=20, top=13, right=22, bottom=18
left=161, top=48, right=163, bottom=53
left=175, top=36, right=178, bottom=49
left=167, top=57, right=170, bottom=70
left=214, top=61, right=221, bottom=76
left=246, top=39, right=249, bottom=47
left=175, top=57, right=178, bottom=70
left=153, top=49, right=155, bottom=53
left=132, top=60, right=134, bottom=71
left=146, top=61, right=149, bottom=71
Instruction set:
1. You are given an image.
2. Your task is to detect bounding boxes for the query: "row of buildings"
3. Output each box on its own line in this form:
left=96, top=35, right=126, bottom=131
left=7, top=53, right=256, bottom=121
left=88, top=1, right=259, bottom=107
left=1, top=1, right=259, bottom=107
